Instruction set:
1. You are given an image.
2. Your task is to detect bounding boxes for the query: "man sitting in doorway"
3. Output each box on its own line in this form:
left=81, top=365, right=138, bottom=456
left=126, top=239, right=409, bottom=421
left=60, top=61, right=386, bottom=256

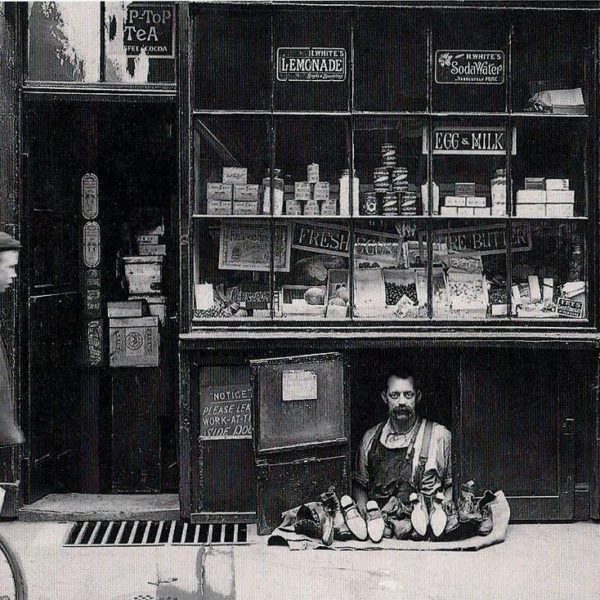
left=353, top=368, right=452, bottom=537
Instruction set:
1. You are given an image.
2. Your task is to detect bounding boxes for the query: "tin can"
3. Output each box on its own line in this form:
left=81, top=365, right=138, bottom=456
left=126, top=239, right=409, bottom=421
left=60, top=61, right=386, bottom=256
left=374, top=167, right=390, bottom=192
left=381, top=144, right=397, bottom=168
left=400, top=191, right=418, bottom=215
left=361, top=192, right=379, bottom=216
left=382, top=191, right=399, bottom=215
left=307, top=163, right=319, bottom=184
left=392, top=167, right=409, bottom=192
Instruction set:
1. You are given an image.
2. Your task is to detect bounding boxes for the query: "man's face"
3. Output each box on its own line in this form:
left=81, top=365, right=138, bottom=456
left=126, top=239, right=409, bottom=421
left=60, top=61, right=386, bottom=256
left=382, top=376, right=420, bottom=424
left=0, top=251, right=19, bottom=293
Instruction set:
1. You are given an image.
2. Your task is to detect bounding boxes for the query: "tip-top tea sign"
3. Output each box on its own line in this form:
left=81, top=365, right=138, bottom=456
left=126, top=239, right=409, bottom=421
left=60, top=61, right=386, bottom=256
left=435, top=50, right=505, bottom=85
left=122, top=3, right=175, bottom=58
left=277, top=48, right=347, bottom=82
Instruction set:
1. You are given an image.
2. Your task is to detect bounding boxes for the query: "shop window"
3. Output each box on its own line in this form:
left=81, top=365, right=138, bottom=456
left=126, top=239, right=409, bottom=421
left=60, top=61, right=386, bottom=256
left=193, top=8, right=271, bottom=110
left=432, top=13, right=508, bottom=113
left=273, top=10, right=351, bottom=112
left=353, top=11, right=427, bottom=112
left=28, top=2, right=101, bottom=82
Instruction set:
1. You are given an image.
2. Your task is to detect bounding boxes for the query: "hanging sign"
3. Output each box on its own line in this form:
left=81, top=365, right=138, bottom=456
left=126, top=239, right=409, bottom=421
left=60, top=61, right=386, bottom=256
left=200, top=384, right=253, bottom=439
left=81, top=173, right=99, bottom=220
left=435, top=50, right=505, bottom=85
left=426, top=126, right=516, bottom=155
left=123, top=3, right=175, bottom=58
left=277, top=48, right=347, bottom=82
left=86, top=320, right=103, bottom=366
left=83, top=221, right=101, bottom=268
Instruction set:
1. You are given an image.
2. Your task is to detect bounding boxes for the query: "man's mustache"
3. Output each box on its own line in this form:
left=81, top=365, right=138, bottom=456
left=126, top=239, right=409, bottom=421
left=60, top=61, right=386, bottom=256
left=392, top=407, right=413, bottom=415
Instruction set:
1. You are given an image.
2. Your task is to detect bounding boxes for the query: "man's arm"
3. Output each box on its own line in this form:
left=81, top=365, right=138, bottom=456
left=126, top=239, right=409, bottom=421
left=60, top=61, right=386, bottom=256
left=353, top=481, right=368, bottom=514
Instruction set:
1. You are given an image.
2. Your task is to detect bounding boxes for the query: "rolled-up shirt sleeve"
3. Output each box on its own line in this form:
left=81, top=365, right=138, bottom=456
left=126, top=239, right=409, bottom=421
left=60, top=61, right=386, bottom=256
left=353, top=427, right=377, bottom=488
left=440, top=428, right=452, bottom=488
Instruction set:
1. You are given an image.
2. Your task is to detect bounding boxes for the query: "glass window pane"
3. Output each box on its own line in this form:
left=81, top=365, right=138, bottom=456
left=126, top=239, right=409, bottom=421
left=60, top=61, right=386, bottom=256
left=433, top=12, right=508, bottom=113
left=273, top=10, right=351, bottom=112
left=28, top=1, right=101, bottom=82
left=354, top=11, right=427, bottom=112
left=193, top=8, right=271, bottom=110
left=513, top=118, right=587, bottom=218
left=352, top=219, right=428, bottom=321
left=354, top=117, right=426, bottom=217
left=104, top=2, right=176, bottom=84
left=511, top=222, right=587, bottom=321
left=513, top=14, right=590, bottom=114
left=429, top=219, right=509, bottom=320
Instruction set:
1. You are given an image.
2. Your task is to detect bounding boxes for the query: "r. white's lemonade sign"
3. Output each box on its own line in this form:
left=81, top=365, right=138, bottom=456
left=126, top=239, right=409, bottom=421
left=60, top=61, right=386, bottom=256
left=435, top=50, right=505, bottom=85
left=277, top=48, right=347, bottom=81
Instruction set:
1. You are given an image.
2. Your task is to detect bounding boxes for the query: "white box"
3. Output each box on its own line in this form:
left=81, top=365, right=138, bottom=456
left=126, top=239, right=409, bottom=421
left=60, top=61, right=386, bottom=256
left=528, top=275, right=542, bottom=303
left=516, top=190, right=547, bottom=204
left=206, top=182, right=233, bottom=201
left=222, top=167, right=248, bottom=185
left=313, top=182, right=330, bottom=201
left=474, top=207, right=492, bottom=217
left=233, top=184, right=260, bottom=201
left=546, top=203, right=574, bottom=217
left=545, top=179, right=569, bottom=190
left=233, top=200, right=259, bottom=215
left=457, top=207, right=475, bottom=217
left=295, top=182, right=311, bottom=200
left=207, top=199, right=232, bottom=215
left=444, top=196, right=467, bottom=207
left=542, top=278, right=554, bottom=302
left=516, top=204, right=545, bottom=217
left=466, top=196, right=487, bottom=208
left=491, top=204, right=507, bottom=217
left=546, top=190, right=574, bottom=204
left=440, top=206, right=458, bottom=216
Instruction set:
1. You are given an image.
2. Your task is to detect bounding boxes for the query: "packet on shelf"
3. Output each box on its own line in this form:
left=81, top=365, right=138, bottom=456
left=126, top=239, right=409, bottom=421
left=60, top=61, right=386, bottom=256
left=516, top=190, right=547, bottom=204
left=524, top=177, right=545, bottom=190
left=233, top=201, right=259, bottom=215
left=207, top=199, right=232, bottom=215
left=546, top=190, right=574, bottom=204
left=466, top=196, right=487, bottom=208
left=546, top=204, right=573, bottom=217
left=455, top=182, right=476, bottom=197
left=516, top=204, right=545, bottom=217
left=545, top=179, right=569, bottom=190
left=233, top=184, right=260, bottom=201
left=474, top=207, right=492, bottom=217
left=295, top=182, right=311, bottom=201
left=313, top=182, right=330, bottom=201
left=440, top=206, right=458, bottom=216
left=457, top=207, right=474, bottom=217
left=207, top=182, right=233, bottom=201
left=222, top=167, right=248, bottom=185
left=444, top=196, right=467, bottom=207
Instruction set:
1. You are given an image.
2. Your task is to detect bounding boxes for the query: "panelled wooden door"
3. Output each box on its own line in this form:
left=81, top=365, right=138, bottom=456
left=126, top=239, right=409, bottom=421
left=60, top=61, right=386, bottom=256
left=459, top=349, right=575, bottom=520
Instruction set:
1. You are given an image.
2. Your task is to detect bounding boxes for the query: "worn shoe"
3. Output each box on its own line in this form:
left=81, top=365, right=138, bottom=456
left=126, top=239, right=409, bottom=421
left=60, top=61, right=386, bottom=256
left=409, top=492, right=429, bottom=537
left=340, top=495, right=368, bottom=541
left=443, top=499, right=460, bottom=534
left=429, top=492, right=448, bottom=538
left=294, top=504, right=322, bottom=539
left=389, top=516, right=413, bottom=540
left=320, top=511, right=335, bottom=546
left=477, top=505, right=493, bottom=536
left=458, top=480, right=483, bottom=523
left=365, top=500, right=385, bottom=543
left=321, top=487, right=352, bottom=541
left=477, top=490, right=496, bottom=511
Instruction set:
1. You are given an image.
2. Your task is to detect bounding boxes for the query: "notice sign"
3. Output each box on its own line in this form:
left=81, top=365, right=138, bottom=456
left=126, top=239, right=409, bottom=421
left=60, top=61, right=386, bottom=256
left=81, top=173, right=98, bottom=220
left=123, top=3, right=175, bottom=58
left=200, top=384, right=253, bottom=439
left=557, top=297, right=584, bottom=319
left=282, top=370, right=318, bottom=402
left=429, top=126, right=513, bottom=155
left=435, top=50, right=505, bottom=85
left=277, top=48, right=347, bottom=82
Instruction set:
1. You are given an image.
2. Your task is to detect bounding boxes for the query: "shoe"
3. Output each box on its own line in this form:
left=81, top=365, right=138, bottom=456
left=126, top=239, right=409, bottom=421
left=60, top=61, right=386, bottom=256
left=320, top=511, right=334, bottom=546
left=365, top=500, right=385, bottom=543
left=409, top=492, right=429, bottom=537
left=340, top=495, right=368, bottom=541
left=390, top=516, right=413, bottom=540
left=321, top=487, right=352, bottom=542
left=477, top=490, right=496, bottom=511
left=383, top=524, right=393, bottom=539
left=458, top=481, right=483, bottom=523
left=429, top=492, right=448, bottom=538
left=477, top=505, right=493, bottom=536
left=294, top=504, right=322, bottom=539
left=443, top=499, right=460, bottom=534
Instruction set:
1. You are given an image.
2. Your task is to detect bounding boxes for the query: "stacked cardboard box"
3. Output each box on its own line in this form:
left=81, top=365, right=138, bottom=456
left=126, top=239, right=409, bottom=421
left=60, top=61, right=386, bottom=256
left=515, top=178, right=574, bottom=217
left=207, top=167, right=260, bottom=215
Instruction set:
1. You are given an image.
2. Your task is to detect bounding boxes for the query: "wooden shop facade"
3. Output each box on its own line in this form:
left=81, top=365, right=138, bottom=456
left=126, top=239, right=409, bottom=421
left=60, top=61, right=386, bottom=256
left=0, top=2, right=598, bottom=527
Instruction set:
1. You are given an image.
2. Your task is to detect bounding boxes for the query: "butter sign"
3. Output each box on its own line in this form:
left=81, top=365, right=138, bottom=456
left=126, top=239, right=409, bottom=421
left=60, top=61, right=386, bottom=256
left=277, top=48, right=347, bottom=82
left=435, top=50, right=505, bottom=84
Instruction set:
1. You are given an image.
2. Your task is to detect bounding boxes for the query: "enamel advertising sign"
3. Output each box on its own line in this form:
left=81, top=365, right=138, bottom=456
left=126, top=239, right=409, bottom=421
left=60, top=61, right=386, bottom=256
left=435, top=50, right=505, bottom=85
left=277, top=48, right=347, bottom=82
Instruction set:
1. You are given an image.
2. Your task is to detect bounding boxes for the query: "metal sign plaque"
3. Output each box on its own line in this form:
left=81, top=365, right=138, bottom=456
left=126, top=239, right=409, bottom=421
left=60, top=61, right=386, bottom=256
left=81, top=173, right=99, bottom=220
left=430, top=126, right=511, bottom=155
left=85, top=268, right=101, bottom=289
left=85, top=289, right=101, bottom=317
left=83, top=221, right=101, bottom=268
left=277, top=47, right=347, bottom=82
left=87, top=320, right=103, bottom=366
left=435, top=50, right=505, bottom=85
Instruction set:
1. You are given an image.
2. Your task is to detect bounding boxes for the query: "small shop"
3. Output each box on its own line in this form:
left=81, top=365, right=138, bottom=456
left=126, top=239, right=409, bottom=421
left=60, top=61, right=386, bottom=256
left=0, top=2, right=598, bottom=531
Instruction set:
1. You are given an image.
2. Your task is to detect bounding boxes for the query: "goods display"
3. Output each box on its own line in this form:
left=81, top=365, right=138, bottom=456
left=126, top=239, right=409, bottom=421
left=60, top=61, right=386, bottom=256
left=515, top=178, right=574, bottom=217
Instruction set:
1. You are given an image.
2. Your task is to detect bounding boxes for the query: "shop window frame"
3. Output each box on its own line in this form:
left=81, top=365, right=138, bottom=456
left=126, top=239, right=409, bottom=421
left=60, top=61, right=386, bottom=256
left=187, top=3, right=599, bottom=331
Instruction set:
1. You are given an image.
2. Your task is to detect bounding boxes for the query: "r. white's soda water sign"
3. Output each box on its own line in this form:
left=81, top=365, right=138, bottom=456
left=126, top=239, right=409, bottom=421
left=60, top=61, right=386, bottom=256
left=435, top=50, right=505, bottom=85
left=123, top=3, right=175, bottom=58
left=277, top=48, right=347, bottom=81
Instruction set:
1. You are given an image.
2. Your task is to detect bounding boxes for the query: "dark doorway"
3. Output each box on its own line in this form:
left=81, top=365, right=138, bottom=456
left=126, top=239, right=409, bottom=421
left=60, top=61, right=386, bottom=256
left=23, top=101, right=179, bottom=503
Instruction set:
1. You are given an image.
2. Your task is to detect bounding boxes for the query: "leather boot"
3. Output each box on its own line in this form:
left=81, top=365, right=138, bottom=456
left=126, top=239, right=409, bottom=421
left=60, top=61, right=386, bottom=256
left=458, top=480, right=483, bottom=523
left=321, top=487, right=352, bottom=542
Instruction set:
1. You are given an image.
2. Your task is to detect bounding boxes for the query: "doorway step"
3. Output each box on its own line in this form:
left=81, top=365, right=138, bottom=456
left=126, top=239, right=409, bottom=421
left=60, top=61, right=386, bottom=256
left=18, top=494, right=179, bottom=522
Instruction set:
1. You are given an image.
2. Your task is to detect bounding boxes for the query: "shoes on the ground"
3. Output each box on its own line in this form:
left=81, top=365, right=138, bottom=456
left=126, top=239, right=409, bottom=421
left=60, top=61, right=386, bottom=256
left=443, top=499, right=460, bottom=534
left=409, top=492, right=429, bottom=536
left=429, top=491, right=448, bottom=538
left=365, top=500, right=385, bottom=543
left=321, top=487, right=353, bottom=541
left=340, top=495, right=368, bottom=541
left=477, top=505, right=493, bottom=536
left=458, top=480, right=483, bottom=523
left=383, top=523, right=394, bottom=539
left=294, top=504, right=322, bottom=539
left=389, top=516, right=413, bottom=540
left=477, top=490, right=496, bottom=511
left=320, top=511, right=335, bottom=546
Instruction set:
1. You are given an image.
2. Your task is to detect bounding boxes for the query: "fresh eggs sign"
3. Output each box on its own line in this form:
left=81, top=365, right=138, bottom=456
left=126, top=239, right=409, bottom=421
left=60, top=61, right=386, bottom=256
left=277, top=48, right=347, bottom=81
left=435, top=50, right=505, bottom=85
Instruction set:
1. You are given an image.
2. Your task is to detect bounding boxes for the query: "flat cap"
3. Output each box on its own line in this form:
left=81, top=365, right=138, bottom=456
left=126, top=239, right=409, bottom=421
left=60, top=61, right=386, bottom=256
left=0, top=232, right=21, bottom=251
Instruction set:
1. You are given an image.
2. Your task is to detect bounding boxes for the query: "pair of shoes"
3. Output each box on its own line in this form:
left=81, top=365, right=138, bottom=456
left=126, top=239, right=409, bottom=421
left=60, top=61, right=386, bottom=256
left=339, top=495, right=385, bottom=543
left=458, top=480, right=483, bottom=523
left=294, top=504, right=322, bottom=540
left=409, top=492, right=453, bottom=539
left=388, top=516, right=413, bottom=540
left=321, top=487, right=352, bottom=542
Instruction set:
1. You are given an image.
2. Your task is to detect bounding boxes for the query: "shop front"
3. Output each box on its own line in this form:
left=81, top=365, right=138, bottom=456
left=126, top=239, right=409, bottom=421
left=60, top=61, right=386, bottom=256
left=178, top=2, right=600, bottom=531
left=0, top=2, right=598, bottom=528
